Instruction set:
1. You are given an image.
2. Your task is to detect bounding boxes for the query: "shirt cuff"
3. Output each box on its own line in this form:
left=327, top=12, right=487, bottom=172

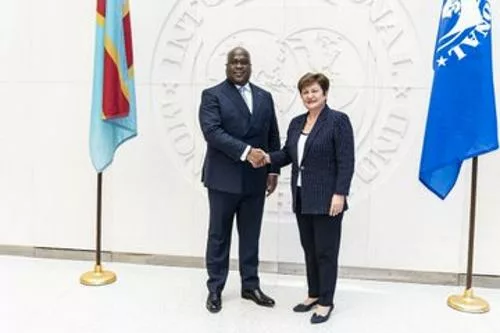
left=240, top=145, right=251, bottom=161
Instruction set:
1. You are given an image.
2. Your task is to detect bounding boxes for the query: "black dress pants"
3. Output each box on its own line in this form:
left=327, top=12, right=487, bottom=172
left=295, top=188, right=343, bottom=306
left=205, top=189, right=265, bottom=293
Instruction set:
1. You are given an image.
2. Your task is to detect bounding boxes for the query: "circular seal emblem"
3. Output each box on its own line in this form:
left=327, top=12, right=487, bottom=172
left=436, top=0, right=492, bottom=64
left=151, top=0, right=424, bottom=205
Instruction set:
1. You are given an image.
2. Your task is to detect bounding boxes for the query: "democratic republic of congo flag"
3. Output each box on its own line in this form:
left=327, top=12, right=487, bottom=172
left=90, top=0, right=137, bottom=172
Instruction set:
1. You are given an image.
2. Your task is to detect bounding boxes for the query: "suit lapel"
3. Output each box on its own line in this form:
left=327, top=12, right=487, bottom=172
left=243, top=83, right=269, bottom=133
left=248, top=84, right=263, bottom=128
left=222, top=81, right=251, bottom=120
left=302, top=106, right=328, bottom=164
left=251, top=83, right=261, bottom=115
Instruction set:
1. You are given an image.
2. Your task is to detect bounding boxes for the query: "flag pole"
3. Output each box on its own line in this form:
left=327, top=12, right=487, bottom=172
left=80, top=172, right=117, bottom=286
left=447, top=157, right=489, bottom=313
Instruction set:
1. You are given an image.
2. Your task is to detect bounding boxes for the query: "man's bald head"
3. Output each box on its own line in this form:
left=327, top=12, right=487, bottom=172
left=226, top=47, right=252, bottom=85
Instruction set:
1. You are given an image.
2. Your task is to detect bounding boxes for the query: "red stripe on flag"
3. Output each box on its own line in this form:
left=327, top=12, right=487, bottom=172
left=102, top=51, right=130, bottom=119
left=97, top=0, right=106, bottom=17
left=123, top=12, right=134, bottom=70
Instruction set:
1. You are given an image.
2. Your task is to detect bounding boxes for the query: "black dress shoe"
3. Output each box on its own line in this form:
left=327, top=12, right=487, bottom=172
left=206, top=292, right=222, bottom=313
left=241, top=287, right=275, bottom=307
left=292, top=299, right=319, bottom=312
left=310, top=305, right=334, bottom=324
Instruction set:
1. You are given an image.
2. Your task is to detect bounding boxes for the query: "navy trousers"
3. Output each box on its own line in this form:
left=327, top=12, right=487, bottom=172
left=205, top=189, right=265, bottom=293
left=295, top=188, right=343, bottom=306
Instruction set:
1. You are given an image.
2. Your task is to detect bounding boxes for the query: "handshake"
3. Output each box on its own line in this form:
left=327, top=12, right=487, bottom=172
left=246, top=148, right=271, bottom=168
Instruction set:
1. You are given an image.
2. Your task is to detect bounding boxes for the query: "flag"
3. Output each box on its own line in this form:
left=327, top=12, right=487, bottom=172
left=419, top=0, right=498, bottom=199
left=90, top=0, right=137, bottom=172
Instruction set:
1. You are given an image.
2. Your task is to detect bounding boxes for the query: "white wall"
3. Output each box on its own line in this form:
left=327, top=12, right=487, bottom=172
left=1, top=0, right=499, bottom=275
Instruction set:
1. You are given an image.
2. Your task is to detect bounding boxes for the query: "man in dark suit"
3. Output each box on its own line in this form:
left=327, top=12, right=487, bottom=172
left=198, top=47, right=281, bottom=313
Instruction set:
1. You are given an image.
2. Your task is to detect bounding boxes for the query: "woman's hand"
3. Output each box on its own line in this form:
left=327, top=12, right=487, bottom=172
left=329, top=194, right=345, bottom=217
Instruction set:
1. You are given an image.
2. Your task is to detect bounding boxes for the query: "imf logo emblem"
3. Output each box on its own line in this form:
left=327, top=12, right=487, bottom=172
left=436, top=0, right=492, bottom=66
left=151, top=0, right=424, bottom=206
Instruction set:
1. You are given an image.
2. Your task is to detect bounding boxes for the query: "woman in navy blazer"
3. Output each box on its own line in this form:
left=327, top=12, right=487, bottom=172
left=266, top=73, right=355, bottom=324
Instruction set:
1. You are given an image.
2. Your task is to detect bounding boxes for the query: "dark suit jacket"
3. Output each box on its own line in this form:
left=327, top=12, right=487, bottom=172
left=270, top=105, right=355, bottom=214
left=199, top=79, right=281, bottom=194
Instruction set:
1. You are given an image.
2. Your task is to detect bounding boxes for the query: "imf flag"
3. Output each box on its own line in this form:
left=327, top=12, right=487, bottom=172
left=419, top=0, right=498, bottom=199
left=90, top=0, right=137, bottom=172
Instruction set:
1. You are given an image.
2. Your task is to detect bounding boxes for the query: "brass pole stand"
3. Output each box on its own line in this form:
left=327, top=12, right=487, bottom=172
left=447, top=158, right=489, bottom=313
left=447, top=289, right=489, bottom=313
left=80, top=172, right=117, bottom=286
left=80, top=264, right=117, bottom=286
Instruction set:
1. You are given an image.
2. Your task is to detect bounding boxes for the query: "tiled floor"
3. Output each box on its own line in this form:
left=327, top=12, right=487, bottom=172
left=2, top=255, right=499, bottom=333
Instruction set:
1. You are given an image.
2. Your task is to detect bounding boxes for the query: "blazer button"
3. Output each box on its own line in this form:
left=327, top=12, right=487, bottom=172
left=300, top=166, right=305, bottom=170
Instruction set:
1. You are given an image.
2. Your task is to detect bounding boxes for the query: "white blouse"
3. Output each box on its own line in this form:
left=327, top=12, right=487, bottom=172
left=297, top=132, right=308, bottom=187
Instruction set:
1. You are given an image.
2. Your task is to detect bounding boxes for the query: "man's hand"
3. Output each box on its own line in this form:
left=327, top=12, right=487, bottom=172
left=247, top=148, right=267, bottom=168
left=266, top=174, right=278, bottom=197
left=329, top=194, right=345, bottom=216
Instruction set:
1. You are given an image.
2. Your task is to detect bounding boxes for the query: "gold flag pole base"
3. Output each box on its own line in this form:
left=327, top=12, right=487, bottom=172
left=80, top=265, right=117, bottom=286
left=447, top=288, right=489, bottom=313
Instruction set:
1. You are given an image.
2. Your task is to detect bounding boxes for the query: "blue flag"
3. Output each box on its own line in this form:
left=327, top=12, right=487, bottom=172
left=419, top=0, right=498, bottom=199
left=90, top=0, right=137, bottom=172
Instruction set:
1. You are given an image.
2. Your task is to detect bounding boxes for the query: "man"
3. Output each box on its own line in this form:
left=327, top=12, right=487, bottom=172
left=198, top=47, right=281, bottom=313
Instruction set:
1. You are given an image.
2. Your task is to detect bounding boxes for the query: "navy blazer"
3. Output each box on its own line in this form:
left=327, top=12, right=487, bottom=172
left=199, top=79, right=281, bottom=194
left=270, top=105, right=355, bottom=214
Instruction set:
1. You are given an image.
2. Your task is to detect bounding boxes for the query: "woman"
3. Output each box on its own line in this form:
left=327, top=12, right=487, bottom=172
left=266, top=72, right=355, bottom=324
